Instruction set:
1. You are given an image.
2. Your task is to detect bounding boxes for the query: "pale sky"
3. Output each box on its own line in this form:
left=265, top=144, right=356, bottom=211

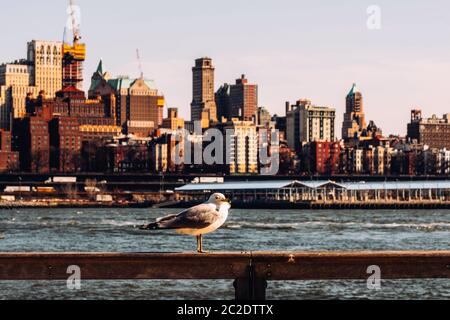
left=1, top=0, right=449, bottom=137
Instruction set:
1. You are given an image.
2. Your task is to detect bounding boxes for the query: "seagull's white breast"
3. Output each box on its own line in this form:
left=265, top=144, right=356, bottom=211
left=177, top=202, right=230, bottom=236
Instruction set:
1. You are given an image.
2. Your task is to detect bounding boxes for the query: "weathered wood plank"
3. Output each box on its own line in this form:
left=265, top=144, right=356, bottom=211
left=251, top=251, right=450, bottom=280
left=0, top=252, right=252, bottom=280
left=0, top=251, right=449, bottom=281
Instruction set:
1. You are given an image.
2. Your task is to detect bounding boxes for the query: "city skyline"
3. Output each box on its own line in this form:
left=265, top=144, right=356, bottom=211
left=1, top=1, right=450, bottom=305
left=1, top=0, right=450, bottom=136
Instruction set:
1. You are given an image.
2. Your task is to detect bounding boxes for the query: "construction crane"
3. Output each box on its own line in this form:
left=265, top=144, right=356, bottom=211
left=69, top=0, right=81, bottom=43
left=62, top=0, right=86, bottom=90
left=136, top=49, right=144, bottom=79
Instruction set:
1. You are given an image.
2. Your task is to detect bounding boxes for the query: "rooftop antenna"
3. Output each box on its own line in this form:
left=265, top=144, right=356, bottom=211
left=136, top=49, right=144, bottom=79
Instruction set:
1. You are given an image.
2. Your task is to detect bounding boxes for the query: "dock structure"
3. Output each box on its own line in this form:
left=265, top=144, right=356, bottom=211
left=1, top=251, right=449, bottom=300
left=175, top=180, right=450, bottom=208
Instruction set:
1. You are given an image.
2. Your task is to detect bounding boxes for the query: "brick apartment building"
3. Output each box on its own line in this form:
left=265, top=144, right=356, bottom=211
left=13, top=117, right=50, bottom=173
left=0, top=130, right=19, bottom=172
left=26, top=88, right=121, bottom=143
left=307, top=141, right=341, bottom=175
left=49, top=117, right=82, bottom=172
left=408, top=110, right=450, bottom=149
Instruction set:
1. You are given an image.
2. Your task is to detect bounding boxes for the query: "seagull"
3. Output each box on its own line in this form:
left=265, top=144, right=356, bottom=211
left=139, top=193, right=231, bottom=253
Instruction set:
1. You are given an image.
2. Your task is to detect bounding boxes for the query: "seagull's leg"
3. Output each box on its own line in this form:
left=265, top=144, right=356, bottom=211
left=199, top=234, right=209, bottom=253
left=196, top=235, right=201, bottom=253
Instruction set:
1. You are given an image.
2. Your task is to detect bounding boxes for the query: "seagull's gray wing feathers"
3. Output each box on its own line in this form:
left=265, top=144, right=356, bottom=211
left=157, top=204, right=220, bottom=230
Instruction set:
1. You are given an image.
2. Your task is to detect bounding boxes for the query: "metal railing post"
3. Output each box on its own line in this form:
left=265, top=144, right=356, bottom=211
left=234, top=264, right=268, bottom=301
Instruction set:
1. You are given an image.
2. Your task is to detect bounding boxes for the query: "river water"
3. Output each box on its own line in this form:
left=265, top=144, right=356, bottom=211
left=0, top=208, right=449, bottom=300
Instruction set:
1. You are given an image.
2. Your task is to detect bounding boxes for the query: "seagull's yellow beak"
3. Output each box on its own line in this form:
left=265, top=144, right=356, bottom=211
left=222, top=198, right=231, bottom=204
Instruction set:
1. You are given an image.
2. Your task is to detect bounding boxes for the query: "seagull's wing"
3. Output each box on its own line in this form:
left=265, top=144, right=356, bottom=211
left=156, top=204, right=220, bottom=230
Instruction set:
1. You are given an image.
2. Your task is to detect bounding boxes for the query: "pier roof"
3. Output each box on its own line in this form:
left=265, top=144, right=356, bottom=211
left=177, top=180, right=346, bottom=192
left=342, top=180, right=450, bottom=191
left=176, top=180, right=295, bottom=192
left=176, top=180, right=450, bottom=192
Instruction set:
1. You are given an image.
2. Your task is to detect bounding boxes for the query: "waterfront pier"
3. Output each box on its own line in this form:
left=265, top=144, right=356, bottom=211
left=176, top=180, right=450, bottom=209
left=1, top=177, right=450, bottom=209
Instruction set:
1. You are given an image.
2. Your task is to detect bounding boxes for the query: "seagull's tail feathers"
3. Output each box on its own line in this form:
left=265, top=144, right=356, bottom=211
left=139, top=214, right=178, bottom=231
left=139, top=222, right=159, bottom=230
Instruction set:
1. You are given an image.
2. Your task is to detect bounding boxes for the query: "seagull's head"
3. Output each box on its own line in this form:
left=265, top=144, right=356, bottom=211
left=207, top=193, right=231, bottom=208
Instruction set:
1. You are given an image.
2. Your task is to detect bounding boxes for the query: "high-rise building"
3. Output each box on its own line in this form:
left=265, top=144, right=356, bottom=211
left=27, top=40, right=63, bottom=98
left=62, top=0, right=86, bottom=91
left=221, top=119, right=258, bottom=174
left=286, top=99, right=336, bottom=151
left=62, top=41, right=86, bottom=90
left=215, top=83, right=231, bottom=122
left=191, top=57, right=217, bottom=127
left=0, top=40, right=65, bottom=129
left=125, top=78, right=164, bottom=137
left=407, top=110, right=450, bottom=149
left=89, top=61, right=164, bottom=137
left=216, top=75, right=259, bottom=123
left=342, top=83, right=366, bottom=141
left=0, top=62, right=39, bottom=128
left=229, top=75, right=258, bottom=122
left=0, top=62, right=30, bottom=87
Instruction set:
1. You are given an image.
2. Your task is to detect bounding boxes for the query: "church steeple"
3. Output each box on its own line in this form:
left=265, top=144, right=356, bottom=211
left=89, top=59, right=107, bottom=94
left=95, top=59, right=104, bottom=75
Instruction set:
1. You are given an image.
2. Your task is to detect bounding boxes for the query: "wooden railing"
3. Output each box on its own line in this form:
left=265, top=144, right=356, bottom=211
left=1, top=251, right=449, bottom=300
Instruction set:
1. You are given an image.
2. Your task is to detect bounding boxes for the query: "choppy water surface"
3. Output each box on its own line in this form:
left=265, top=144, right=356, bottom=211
left=0, top=208, right=449, bottom=300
